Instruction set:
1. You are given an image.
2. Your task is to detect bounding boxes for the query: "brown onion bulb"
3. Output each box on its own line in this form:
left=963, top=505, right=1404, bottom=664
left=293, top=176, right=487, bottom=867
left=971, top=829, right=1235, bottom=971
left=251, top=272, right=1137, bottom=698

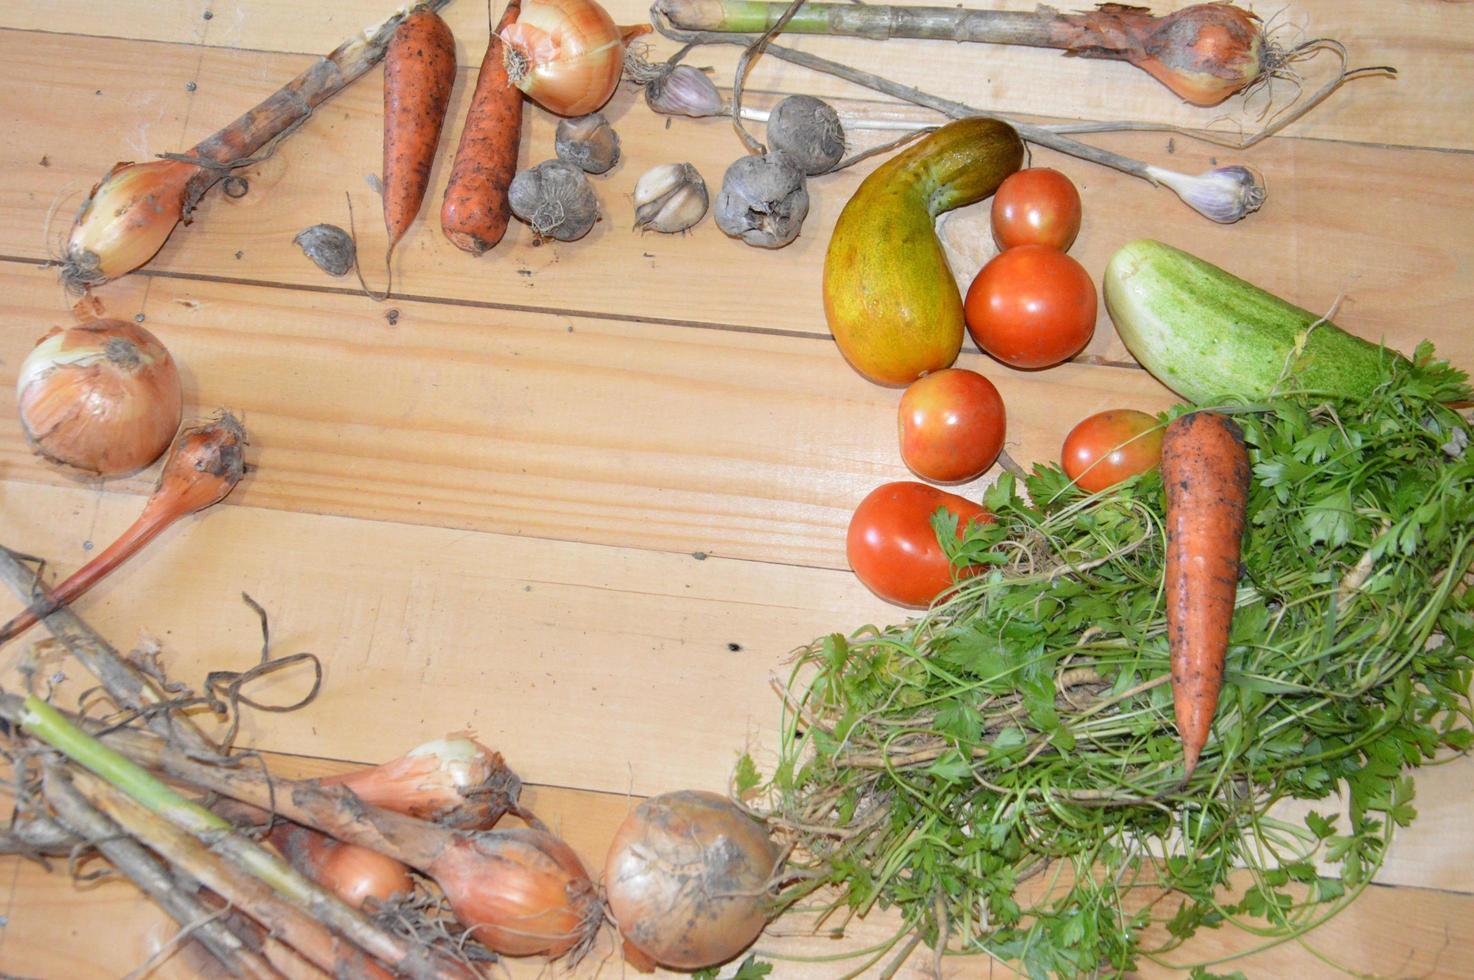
left=604, top=790, right=780, bottom=971
left=500, top=0, right=625, bottom=116
left=16, top=319, right=183, bottom=477
left=62, top=160, right=202, bottom=291
left=430, top=827, right=602, bottom=958
left=321, top=734, right=522, bottom=830
left=270, top=823, right=413, bottom=910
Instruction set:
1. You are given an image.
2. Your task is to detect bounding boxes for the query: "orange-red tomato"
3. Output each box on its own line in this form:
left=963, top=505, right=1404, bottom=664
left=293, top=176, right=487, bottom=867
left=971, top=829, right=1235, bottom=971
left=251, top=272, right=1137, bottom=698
left=1062, top=409, right=1165, bottom=493
left=898, top=369, right=1006, bottom=483
left=964, top=245, right=1097, bottom=370
left=991, top=168, right=1082, bottom=251
left=846, top=482, right=993, bottom=608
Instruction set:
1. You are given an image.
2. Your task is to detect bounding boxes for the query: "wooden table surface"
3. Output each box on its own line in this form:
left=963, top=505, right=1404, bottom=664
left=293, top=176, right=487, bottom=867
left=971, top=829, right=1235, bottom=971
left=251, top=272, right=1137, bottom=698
left=1, top=1, right=1471, bottom=976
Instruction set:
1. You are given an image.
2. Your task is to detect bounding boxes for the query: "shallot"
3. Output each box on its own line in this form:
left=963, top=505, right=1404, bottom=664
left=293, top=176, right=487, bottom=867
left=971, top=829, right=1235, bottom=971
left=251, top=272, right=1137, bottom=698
left=0, top=412, right=247, bottom=646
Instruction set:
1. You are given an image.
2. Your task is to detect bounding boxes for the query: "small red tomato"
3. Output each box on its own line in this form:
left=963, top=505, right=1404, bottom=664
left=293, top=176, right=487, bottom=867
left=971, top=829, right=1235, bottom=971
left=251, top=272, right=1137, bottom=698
left=1061, top=409, right=1165, bottom=493
left=898, top=369, right=1006, bottom=483
left=964, top=245, right=1097, bottom=370
left=991, top=168, right=1083, bottom=251
left=846, top=481, right=993, bottom=608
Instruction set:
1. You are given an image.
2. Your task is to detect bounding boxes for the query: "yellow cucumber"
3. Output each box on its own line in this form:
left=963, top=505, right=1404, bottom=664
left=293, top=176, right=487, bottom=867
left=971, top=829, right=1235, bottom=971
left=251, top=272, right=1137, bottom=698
left=823, top=118, right=1024, bottom=386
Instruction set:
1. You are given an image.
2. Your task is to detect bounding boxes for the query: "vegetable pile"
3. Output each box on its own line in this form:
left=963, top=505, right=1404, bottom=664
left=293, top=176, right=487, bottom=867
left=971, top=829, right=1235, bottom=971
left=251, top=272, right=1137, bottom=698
left=743, top=349, right=1474, bottom=974
left=10, top=0, right=1455, bottom=973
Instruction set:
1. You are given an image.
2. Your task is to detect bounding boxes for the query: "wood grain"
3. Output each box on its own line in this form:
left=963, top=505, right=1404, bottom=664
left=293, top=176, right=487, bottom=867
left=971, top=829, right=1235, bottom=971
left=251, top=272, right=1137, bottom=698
left=1, top=3, right=1471, bottom=977
left=0, top=264, right=1182, bottom=570
left=0, top=755, right=1470, bottom=978
left=1, top=30, right=1472, bottom=369
left=1, top=0, right=1467, bottom=151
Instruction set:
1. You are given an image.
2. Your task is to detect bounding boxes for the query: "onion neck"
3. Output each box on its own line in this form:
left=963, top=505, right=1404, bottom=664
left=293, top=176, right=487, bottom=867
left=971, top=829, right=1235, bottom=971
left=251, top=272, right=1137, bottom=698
left=0, top=503, right=174, bottom=646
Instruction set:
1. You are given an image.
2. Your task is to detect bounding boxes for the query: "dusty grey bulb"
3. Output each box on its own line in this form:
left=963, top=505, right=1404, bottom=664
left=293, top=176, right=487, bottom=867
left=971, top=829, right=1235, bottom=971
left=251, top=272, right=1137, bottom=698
left=765, top=95, right=845, bottom=175
left=509, top=160, right=600, bottom=242
left=713, top=153, right=809, bottom=249
left=293, top=224, right=356, bottom=277
left=554, top=113, right=621, bottom=174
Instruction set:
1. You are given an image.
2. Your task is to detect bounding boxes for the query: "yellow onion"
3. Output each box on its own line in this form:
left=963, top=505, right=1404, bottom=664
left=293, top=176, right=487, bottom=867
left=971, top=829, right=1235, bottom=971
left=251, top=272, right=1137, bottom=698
left=1124, top=4, right=1264, bottom=106
left=62, top=160, right=203, bottom=292
left=604, top=790, right=780, bottom=971
left=16, top=319, right=183, bottom=477
left=322, top=734, right=522, bottom=830
left=500, top=0, right=625, bottom=116
left=269, top=823, right=413, bottom=910
left=430, top=827, right=602, bottom=958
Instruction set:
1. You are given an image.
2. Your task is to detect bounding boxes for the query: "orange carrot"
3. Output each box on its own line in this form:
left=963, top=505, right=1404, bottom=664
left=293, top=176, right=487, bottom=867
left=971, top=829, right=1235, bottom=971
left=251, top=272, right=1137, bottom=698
left=1160, top=411, right=1250, bottom=778
left=440, top=0, right=525, bottom=255
left=382, top=5, right=457, bottom=269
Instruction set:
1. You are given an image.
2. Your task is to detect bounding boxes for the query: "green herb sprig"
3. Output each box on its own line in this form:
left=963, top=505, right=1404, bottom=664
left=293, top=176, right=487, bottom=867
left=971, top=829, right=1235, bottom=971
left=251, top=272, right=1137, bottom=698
left=743, top=345, right=1474, bottom=977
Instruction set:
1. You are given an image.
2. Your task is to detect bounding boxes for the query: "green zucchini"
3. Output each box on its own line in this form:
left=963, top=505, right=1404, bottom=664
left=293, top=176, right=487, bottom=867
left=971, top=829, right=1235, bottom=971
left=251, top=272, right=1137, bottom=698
left=1103, top=239, right=1407, bottom=403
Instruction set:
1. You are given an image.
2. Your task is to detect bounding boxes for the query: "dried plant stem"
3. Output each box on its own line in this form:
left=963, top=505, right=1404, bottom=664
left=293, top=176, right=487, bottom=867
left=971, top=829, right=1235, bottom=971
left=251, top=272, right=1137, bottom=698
left=653, top=21, right=1158, bottom=183
left=172, top=0, right=455, bottom=204
left=0, top=816, right=80, bottom=855
left=0, top=691, right=451, bottom=878
left=42, top=764, right=277, bottom=980
left=0, top=545, right=217, bottom=756
left=63, top=766, right=390, bottom=980
left=18, top=696, right=475, bottom=980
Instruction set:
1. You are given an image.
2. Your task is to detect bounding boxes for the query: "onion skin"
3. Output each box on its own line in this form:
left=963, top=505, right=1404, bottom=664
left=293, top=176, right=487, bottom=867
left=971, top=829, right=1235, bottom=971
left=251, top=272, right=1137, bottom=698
left=16, top=319, right=183, bottom=477
left=431, top=827, right=601, bottom=958
left=320, top=734, right=522, bottom=830
left=62, top=160, right=202, bottom=292
left=604, top=790, right=780, bottom=971
left=500, top=0, right=624, bottom=116
left=270, top=823, right=414, bottom=910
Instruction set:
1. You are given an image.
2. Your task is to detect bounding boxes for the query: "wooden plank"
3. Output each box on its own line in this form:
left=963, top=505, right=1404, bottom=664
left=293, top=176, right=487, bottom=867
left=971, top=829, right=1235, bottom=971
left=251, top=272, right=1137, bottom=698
left=0, top=264, right=1182, bottom=570
left=2, top=31, right=1470, bottom=372
left=0, top=478, right=897, bottom=797
left=5, top=857, right=1473, bottom=979
left=1, top=486, right=1468, bottom=881
left=1, top=1, right=1466, bottom=151
left=0, top=755, right=1470, bottom=977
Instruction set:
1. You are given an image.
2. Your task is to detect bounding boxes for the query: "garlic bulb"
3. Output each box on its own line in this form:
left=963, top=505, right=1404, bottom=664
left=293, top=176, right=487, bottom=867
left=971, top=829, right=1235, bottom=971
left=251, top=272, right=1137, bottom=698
left=509, top=160, right=600, bottom=242
left=555, top=113, right=621, bottom=174
left=765, top=95, right=845, bottom=175
left=633, top=163, right=709, bottom=234
left=1146, top=164, right=1266, bottom=224
left=714, top=153, right=809, bottom=249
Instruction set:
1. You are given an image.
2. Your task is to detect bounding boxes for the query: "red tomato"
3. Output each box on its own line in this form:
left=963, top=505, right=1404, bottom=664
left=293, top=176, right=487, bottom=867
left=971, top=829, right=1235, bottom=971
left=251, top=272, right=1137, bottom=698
left=1061, top=409, right=1165, bottom=493
left=846, top=482, right=993, bottom=608
left=964, top=245, right=1097, bottom=370
left=898, top=369, right=1006, bottom=483
left=991, top=168, right=1082, bottom=251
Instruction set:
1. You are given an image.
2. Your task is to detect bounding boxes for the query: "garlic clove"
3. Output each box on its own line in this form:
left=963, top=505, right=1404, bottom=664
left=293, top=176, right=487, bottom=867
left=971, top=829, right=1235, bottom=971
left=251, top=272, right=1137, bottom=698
left=554, top=112, right=621, bottom=174
left=645, top=65, right=725, bottom=118
left=632, top=163, right=709, bottom=234
left=293, top=224, right=356, bottom=276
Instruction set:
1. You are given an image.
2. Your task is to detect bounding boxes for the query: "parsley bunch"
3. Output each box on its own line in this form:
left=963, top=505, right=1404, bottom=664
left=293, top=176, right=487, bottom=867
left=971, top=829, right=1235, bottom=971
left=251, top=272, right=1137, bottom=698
left=744, top=346, right=1474, bottom=977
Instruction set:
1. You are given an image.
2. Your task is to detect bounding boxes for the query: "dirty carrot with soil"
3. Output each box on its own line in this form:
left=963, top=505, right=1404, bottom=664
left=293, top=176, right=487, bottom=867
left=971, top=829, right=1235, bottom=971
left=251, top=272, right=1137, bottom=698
left=441, top=0, right=525, bottom=254
left=381, top=4, right=458, bottom=288
left=1160, top=410, right=1251, bottom=777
